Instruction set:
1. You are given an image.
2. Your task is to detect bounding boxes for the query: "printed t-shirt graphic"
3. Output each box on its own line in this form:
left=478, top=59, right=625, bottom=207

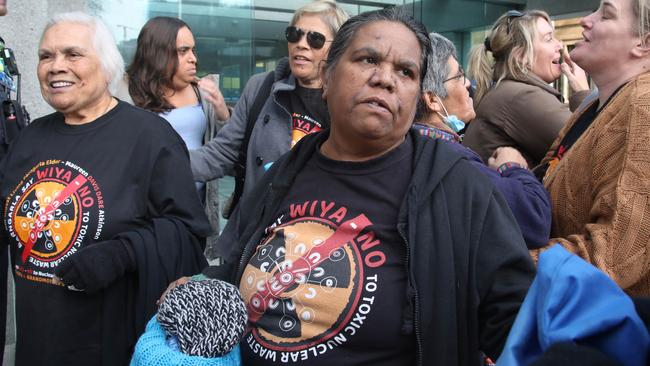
left=4, top=159, right=105, bottom=283
left=239, top=137, right=414, bottom=365
left=291, top=113, right=324, bottom=148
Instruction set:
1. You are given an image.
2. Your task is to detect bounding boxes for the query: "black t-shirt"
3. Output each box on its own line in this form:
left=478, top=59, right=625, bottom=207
left=0, top=100, right=209, bottom=365
left=239, top=137, right=415, bottom=365
left=289, top=85, right=330, bottom=148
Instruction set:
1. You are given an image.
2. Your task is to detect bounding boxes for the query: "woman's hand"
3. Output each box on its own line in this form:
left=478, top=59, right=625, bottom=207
left=198, top=75, right=230, bottom=121
left=561, top=47, right=589, bottom=93
left=157, top=276, right=191, bottom=305
left=488, top=147, right=529, bottom=170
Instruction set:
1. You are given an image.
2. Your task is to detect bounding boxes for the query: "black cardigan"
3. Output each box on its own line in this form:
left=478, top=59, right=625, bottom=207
left=207, top=130, right=535, bottom=365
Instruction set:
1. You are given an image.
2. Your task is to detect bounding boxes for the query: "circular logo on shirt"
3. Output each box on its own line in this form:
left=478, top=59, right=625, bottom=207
left=4, top=160, right=105, bottom=281
left=14, top=180, right=81, bottom=261
left=240, top=218, right=364, bottom=351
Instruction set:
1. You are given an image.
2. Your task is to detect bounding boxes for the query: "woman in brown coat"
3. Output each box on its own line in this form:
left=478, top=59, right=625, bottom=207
left=534, top=0, right=650, bottom=296
left=463, top=9, right=589, bottom=167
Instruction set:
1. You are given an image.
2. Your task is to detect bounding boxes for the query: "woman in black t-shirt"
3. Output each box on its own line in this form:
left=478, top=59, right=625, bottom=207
left=0, top=13, right=210, bottom=365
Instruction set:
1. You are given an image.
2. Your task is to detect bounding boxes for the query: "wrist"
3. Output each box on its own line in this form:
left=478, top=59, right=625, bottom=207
left=497, top=162, right=524, bottom=175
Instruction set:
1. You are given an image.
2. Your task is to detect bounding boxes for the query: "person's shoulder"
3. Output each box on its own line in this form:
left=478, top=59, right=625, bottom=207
left=630, top=72, right=650, bottom=103
left=29, top=111, right=59, bottom=124
left=490, top=79, right=540, bottom=99
left=21, top=111, right=61, bottom=134
left=113, top=100, right=184, bottom=143
left=245, top=70, right=274, bottom=89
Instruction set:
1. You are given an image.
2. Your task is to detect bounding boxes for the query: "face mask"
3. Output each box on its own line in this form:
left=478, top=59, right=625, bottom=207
left=435, top=95, right=466, bottom=133
left=442, top=114, right=465, bottom=133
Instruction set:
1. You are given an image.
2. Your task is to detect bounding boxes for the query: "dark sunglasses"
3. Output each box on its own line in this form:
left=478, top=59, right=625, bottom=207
left=505, top=10, right=524, bottom=34
left=443, top=67, right=466, bottom=85
left=285, top=26, right=331, bottom=49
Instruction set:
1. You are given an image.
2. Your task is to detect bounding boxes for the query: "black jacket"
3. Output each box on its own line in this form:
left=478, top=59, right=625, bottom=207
left=207, top=130, right=535, bottom=365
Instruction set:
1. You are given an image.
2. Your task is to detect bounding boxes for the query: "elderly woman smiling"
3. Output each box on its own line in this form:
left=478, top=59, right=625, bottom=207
left=173, top=8, right=534, bottom=366
left=413, top=33, right=551, bottom=249
left=0, top=12, right=210, bottom=365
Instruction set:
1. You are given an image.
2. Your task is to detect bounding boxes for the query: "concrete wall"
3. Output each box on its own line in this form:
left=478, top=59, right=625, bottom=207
left=2, top=0, right=88, bottom=121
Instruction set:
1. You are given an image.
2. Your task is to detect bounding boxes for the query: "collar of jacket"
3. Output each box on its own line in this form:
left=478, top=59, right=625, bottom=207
left=266, top=129, right=465, bottom=199
left=505, top=73, right=563, bottom=101
left=270, top=57, right=296, bottom=95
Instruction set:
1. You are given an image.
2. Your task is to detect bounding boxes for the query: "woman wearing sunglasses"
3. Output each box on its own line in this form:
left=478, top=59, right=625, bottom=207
left=189, top=0, right=349, bottom=239
left=462, top=9, right=590, bottom=167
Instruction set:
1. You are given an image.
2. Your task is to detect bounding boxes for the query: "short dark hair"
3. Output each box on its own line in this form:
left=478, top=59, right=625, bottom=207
left=127, top=17, right=191, bottom=113
left=324, top=7, right=431, bottom=83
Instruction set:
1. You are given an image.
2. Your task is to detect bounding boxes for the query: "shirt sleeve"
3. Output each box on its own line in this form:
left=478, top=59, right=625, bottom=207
left=475, top=189, right=536, bottom=359
left=465, top=152, right=551, bottom=249
left=148, top=141, right=212, bottom=237
left=190, top=74, right=264, bottom=182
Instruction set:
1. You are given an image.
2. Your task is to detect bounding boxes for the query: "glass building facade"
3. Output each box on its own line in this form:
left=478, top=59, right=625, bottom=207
left=94, top=0, right=418, bottom=104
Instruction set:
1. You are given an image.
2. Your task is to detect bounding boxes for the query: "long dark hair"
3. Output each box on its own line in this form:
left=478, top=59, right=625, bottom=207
left=127, top=17, right=191, bottom=113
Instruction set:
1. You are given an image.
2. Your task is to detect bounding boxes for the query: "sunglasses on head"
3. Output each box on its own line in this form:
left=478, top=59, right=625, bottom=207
left=505, top=10, right=524, bottom=34
left=285, top=26, right=331, bottom=50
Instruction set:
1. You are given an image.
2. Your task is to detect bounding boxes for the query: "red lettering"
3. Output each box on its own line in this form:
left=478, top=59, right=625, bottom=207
left=77, top=185, right=92, bottom=198
left=54, top=167, right=65, bottom=178
left=309, top=200, right=318, bottom=216
left=289, top=202, right=308, bottom=218
left=328, top=207, right=347, bottom=223
left=61, top=171, right=72, bottom=182
left=36, top=169, right=49, bottom=180
left=365, top=251, right=386, bottom=267
left=81, top=196, right=94, bottom=208
left=357, top=231, right=381, bottom=251
left=319, top=201, right=335, bottom=218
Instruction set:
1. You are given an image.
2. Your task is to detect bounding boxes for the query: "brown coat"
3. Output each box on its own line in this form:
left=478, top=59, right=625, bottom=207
left=535, top=72, right=650, bottom=296
left=463, top=75, right=587, bottom=167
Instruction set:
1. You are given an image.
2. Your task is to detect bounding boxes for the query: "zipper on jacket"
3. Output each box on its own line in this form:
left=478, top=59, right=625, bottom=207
left=398, top=187, right=423, bottom=366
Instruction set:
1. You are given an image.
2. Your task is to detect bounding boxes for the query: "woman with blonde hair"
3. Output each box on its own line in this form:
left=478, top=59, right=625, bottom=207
left=534, top=0, right=650, bottom=296
left=463, top=9, right=589, bottom=167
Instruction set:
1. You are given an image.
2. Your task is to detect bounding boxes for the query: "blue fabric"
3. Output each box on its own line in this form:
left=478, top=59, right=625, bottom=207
left=161, top=104, right=207, bottom=192
left=160, top=104, right=207, bottom=151
left=130, top=316, right=241, bottom=366
left=497, top=245, right=650, bottom=366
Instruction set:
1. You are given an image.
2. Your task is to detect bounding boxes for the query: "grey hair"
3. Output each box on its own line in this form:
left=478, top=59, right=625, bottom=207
left=290, top=0, right=350, bottom=38
left=422, top=33, right=457, bottom=99
left=42, top=12, right=125, bottom=94
left=324, top=7, right=432, bottom=83
left=415, top=32, right=457, bottom=120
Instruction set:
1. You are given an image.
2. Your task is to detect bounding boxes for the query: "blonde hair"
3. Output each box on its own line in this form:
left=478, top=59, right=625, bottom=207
left=290, top=0, right=349, bottom=37
left=634, top=0, right=650, bottom=42
left=467, top=9, right=551, bottom=106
